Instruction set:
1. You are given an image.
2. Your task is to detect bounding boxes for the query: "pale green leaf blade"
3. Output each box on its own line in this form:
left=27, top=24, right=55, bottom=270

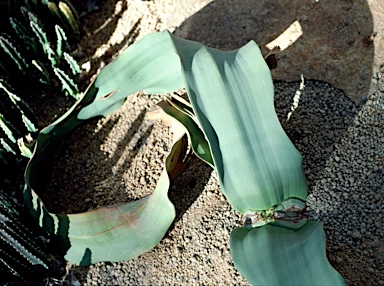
left=24, top=133, right=190, bottom=265
left=23, top=29, right=193, bottom=264
left=157, top=99, right=213, bottom=167
left=62, top=170, right=174, bottom=265
left=78, top=31, right=185, bottom=120
left=171, top=36, right=308, bottom=213
left=230, top=221, right=346, bottom=286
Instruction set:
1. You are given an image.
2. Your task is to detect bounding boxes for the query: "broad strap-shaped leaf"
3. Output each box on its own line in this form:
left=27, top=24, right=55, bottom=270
left=24, top=133, right=189, bottom=265
left=23, top=31, right=187, bottom=266
left=230, top=222, right=346, bottom=286
left=23, top=31, right=194, bottom=265
left=170, top=36, right=308, bottom=213
left=77, top=32, right=185, bottom=120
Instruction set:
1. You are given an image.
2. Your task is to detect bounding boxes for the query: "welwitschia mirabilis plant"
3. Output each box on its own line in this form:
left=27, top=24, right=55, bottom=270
left=24, top=31, right=345, bottom=285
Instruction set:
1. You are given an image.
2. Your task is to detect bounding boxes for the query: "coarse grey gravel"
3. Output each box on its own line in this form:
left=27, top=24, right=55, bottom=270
left=276, top=77, right=384, bottom=285
left=56, top=74, right=383, bottom=285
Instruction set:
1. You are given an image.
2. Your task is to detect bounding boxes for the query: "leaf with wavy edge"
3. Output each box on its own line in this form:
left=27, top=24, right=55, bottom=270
left=230, top=221, right=346, bottom=286
left=24, top=132, right=189, bottom=265
left=23, top=31, right=188, bottom=266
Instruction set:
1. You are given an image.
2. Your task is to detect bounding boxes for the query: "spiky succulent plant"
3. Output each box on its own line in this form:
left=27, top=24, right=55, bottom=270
left=0, top=190, right=50, bottom=284
left=0, top=0, right=80, bottom=169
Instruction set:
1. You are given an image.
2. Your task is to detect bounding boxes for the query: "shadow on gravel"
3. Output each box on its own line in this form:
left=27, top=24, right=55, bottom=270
left=73, top=0, right=141, bottom=89
left=169, top=160, right=213, bottom=225
left=39, top=109, right=153, bottom=214
left=175, top=0, right=374, bottom=103
left=274, top=79, right=357, bottom=186
left=173, top=0, right=374, bottom=190
left=40, top=107, right=156, bottom=284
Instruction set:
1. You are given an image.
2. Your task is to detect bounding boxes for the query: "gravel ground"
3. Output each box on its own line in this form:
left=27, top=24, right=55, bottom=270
left=33, top=0, right=384, bottom=285
left=47, top=78, right=384, bottom=285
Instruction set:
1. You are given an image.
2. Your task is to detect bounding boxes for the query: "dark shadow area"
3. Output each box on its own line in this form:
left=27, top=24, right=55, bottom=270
left=273, top=79, right=382, bottom=284
left=175, top=0, right=374, bottom=103
left=36, top=105, right=156, bottom=283
left=168, top=159, right=213, bottom=225
left=82, top=17, right=141, bottom=82
left=37, top=109, right=152, bottom=214
left=74, top=0, right=141, bottom=90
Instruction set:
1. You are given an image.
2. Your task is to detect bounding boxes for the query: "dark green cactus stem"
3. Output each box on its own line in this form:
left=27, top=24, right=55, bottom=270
left=22, top=115, right=37, bottom=133
left=10, top=17, right=29, bottom=39
left=0, top=0, right=80, bottom=167
left=47, top=0, right=77, bottom=35
left=0, top=191, right=50, bottom=284
left=0, top=138, right=17, bottom=155
left=0, top=149, right=9, bottom=165
left=54, top=67, right=79, bottom=99
left=10, top=17, right=36, bottom=53
left=55, top=25, right=68, bottom=57
left=32, top=60, right=50, bottom=85
left=0, top=81, right=38, bottom=133
left=58, top=0, right=79, bottom=34
left=64, top=52, right=80, bottom=76
left=30, top=20, right=48, bottom=48
left=0, top=114, right=17, bottom=144
left=0, top=35, right=28, bottom=73
left=23, top=7, right=39, bottom=27
left=0, top=0, right=12, bottom=19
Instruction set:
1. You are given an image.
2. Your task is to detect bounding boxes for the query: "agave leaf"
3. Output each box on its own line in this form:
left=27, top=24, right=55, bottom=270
left=167, top=93, right=195, bottom=119
left=230, top=222, right=346, bottom=286
left=59, top=170, right=174, bottom=265
left=170, top=36, right=308, bottom=213
left=23, top=31, right=191, bottom=262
